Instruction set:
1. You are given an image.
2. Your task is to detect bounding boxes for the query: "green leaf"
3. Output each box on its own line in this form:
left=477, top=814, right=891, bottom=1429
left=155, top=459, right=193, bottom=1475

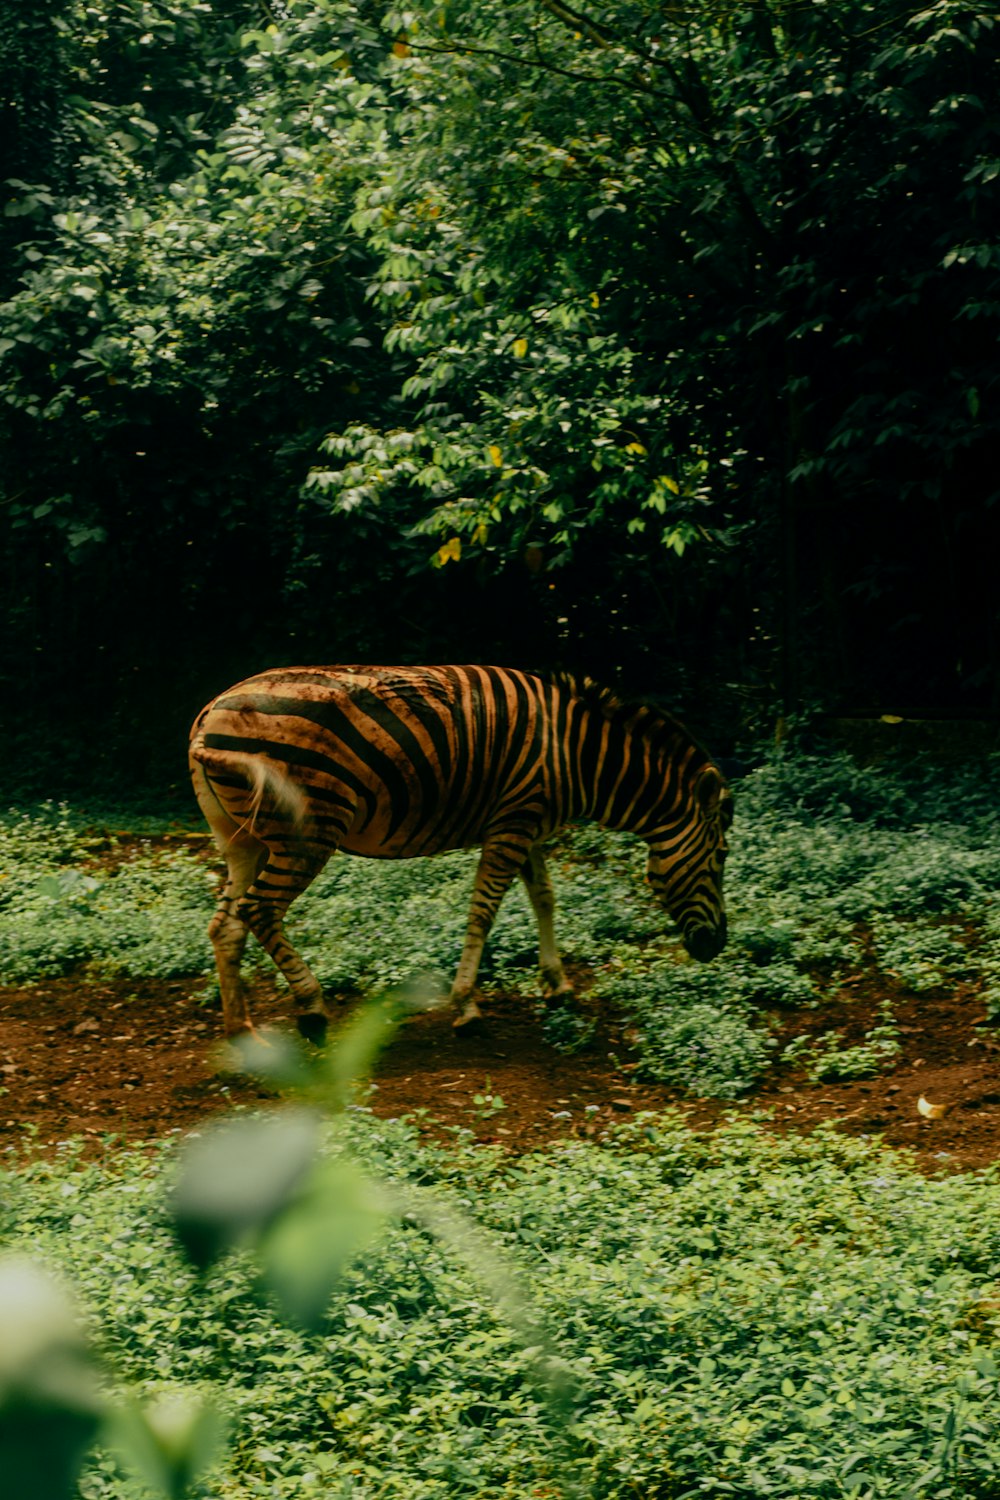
left=169, top=1109, right=321, bottom=1268
left=318, top=993, right=425, bottom=1108
left=258, top=1158, right=386, bottom=1329
left=108, top=1393, right=229, bottom=1500
left=0, top=1258, right=104, bottom=1500
left=220, top=1028, right=316, bottom=1091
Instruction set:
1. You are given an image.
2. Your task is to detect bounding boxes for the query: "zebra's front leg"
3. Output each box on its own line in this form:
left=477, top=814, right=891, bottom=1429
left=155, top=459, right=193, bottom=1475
left=519, top=846, right=573, bottom=1003
left=451, top=841, right=527, bottom=1029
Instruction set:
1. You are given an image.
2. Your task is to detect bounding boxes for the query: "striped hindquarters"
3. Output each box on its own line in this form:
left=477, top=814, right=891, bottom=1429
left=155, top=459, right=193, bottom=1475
left=189, top=665, right=572, bottom=857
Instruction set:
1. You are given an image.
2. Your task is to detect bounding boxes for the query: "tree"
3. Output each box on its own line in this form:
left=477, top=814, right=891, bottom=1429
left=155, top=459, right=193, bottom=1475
left=311, top=0, right=1000, bottom=711
left=2, top=0, right=998, bottom=794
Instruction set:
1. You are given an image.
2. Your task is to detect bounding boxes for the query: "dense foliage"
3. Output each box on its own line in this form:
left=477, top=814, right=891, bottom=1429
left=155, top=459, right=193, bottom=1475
left=6, top=754, right=1000, bottom=1495
left=4, top=750, right=1000, bottom=1097
left=2, top=0, right=998, bottom=789
left=7, top=1110, right=1000, bottom=1498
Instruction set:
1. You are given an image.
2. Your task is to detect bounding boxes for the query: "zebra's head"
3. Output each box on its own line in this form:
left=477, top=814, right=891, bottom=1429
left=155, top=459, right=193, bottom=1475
left=645, top=763, right=732, bottom=962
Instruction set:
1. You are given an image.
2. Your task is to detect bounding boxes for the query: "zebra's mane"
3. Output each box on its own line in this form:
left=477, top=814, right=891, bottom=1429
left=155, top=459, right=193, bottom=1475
left=549, top=670, right=692, bottom=741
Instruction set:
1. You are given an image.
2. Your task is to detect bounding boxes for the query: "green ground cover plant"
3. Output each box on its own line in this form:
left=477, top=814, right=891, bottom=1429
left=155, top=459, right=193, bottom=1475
left=4, top=750, right=1000, bottom=1096
left=5, top=1108, right=1000, bottom=1498
left=782, top=1003, right=903, bottom=1084
left=0, top=805, right=218, bottom=983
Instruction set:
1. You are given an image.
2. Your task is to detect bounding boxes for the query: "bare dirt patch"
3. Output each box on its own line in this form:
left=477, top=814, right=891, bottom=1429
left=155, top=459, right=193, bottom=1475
left=747, top=982, right=1000, bottom=1171
left=1, top=972, right=999, bottom=1172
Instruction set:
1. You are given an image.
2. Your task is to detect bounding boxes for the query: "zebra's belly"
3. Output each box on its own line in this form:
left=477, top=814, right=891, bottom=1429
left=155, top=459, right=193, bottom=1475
left=338, top=838, right=478, bottom=861
left=338, top=815, right=483, bottom=861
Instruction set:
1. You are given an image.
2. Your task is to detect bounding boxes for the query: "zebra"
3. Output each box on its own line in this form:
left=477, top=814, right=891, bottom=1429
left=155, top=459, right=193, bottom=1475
left=188, top=664, right=732, bottom=1040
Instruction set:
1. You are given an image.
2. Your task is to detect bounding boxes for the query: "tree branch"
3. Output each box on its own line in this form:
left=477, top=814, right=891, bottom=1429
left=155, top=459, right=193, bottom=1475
left=536, top=0, right=616, bottom=49
left=404, top=38, right=653, bottom=95
left=412, top=10, right=774, bottom=254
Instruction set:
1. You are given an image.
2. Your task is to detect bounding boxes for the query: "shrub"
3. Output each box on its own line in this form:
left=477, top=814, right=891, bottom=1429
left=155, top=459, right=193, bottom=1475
left=6, top=1114, right=1000, bottom=1498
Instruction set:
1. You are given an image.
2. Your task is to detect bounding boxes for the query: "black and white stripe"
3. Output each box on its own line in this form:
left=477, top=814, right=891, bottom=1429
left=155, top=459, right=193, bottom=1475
left=188, top=665, right=732, bottom=1038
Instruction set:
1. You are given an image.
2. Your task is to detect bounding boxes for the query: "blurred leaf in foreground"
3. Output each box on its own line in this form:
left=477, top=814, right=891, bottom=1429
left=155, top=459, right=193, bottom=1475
left=0, top=1256, right=105, bottom=1499
left=169, top=1107, right=322, bottom=1269
left=108, top=1391, right=229, bottom=1500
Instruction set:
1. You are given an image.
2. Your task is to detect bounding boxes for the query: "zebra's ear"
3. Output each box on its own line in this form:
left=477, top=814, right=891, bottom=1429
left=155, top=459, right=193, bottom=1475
left=695, top=764, right=725, bottom=814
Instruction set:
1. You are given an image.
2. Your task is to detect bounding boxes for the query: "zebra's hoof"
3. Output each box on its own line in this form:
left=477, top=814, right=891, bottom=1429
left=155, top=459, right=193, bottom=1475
left=296, top=1011, right=328, bottom=1046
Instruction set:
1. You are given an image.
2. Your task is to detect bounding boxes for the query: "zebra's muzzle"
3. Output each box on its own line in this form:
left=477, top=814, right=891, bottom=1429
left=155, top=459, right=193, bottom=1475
left=683, top=916, right=727, bottom=963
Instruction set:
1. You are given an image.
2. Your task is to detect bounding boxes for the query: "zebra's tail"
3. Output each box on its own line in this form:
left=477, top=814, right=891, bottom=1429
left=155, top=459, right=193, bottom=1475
left=189, top=739, right=308, bottom=836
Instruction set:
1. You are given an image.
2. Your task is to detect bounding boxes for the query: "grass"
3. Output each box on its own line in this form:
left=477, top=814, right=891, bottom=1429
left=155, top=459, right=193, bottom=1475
left=4, top=750, right=1000, bottom=1095
left=5, top=1112, right=1000, bottom=1498
left=7, top=751, right=1000, bottom=1497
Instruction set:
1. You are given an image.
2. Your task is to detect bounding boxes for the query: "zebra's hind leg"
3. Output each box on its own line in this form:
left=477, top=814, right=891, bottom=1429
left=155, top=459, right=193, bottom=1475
left=519, top=846, right=573, bottom=1003
left=207, top=832, right=268, bottom=1037
left=234, top=843, right=335, bottom=1044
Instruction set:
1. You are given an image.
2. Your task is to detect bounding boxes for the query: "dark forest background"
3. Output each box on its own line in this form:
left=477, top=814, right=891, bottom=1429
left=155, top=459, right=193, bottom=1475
left=2, top=0, right=998, bottom=797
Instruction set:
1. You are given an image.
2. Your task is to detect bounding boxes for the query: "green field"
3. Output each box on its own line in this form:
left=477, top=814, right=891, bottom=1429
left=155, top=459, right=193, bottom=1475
left=4, top=1106, right=1000, bottom=1498
left=4, top=752, right=1000, bottom=1497
left=3, top=751, right=1000, bottom=1095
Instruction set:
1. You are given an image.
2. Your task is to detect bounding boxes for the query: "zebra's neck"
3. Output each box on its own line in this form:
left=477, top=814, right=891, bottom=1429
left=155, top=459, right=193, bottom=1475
left=560, top=693, right=706, bottom=836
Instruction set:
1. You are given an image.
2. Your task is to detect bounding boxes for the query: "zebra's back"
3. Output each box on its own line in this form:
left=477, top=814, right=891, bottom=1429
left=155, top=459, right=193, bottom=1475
left=190, top=664, right=558, bottom=857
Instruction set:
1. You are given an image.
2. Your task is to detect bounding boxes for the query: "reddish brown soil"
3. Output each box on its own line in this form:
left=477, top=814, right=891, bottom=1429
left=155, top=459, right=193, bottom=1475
left=1, top=969, right=999, bottom=1173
